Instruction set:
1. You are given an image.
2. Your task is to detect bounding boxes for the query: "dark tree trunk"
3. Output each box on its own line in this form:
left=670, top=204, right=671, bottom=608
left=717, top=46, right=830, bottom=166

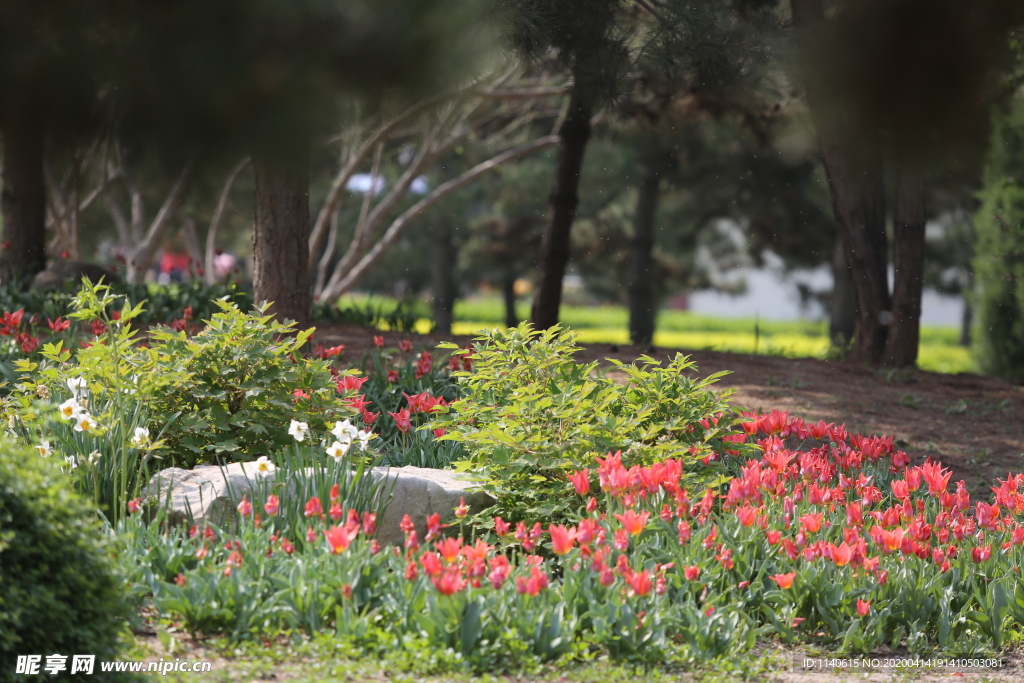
left=829, top=240, right=856, bottom=349
left=252, top=155, right=310, bottom=328
left=431, top=220, right=456, bottom=335
left=820, top=138, right=890, bottom=363
left=0, top=108, right=47, bottom=286
left=960, top=279, right=973, bottom=347
left=502, top=269, right=518, bottom=329
left=628, top=153, right=666, bottom=346
left=792, top=0, right=891, bottom=364
left=884, top=167, right=927, bottom=366
left=531, top=89, right=592, bottom=330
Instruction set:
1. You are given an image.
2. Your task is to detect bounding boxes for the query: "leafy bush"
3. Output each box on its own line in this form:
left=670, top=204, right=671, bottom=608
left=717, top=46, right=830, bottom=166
left=12, top=283, right=353, bottom=474
left=433, top=324, right=749, bottom=524
left=973, top=103, right=1024, bottom=380
left=0, top=441, right=130, bottom=681
left=141, top=300, right=352, bottom=466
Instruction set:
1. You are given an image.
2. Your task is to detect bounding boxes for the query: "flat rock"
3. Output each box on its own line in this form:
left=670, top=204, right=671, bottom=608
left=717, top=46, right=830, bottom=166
left=144, top=462, right=493, bottom=545
left=31, top=260, right=121, bottom=291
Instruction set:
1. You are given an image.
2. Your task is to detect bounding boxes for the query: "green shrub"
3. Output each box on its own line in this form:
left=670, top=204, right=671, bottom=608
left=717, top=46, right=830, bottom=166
left=140, top=300, right=352, bottom=466
left=433, top=324, right=752, bottom=525
left=973, top=102, right=1024, bottom=381
left=0, top=441, right=130, bottom=681
left=12, top=282, right=352, bottom=472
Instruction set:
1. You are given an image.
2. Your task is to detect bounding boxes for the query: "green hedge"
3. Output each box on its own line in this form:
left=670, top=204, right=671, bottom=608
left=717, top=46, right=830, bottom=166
left=0, top=442, right=130, bottom=681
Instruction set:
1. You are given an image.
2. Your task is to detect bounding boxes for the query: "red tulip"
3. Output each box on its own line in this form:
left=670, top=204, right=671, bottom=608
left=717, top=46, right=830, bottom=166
left=264, top=495, right=280, bottom=517
left=433, top=569, right=466, bottom=596
left=624, top=569, right=652, bottom=597
left=615, top=510, right=650, bottom=536
left=304, top=497, right=323, bottom=518
left=435, top=537, right=463, bottom=563
left=420, top=552, right=443, bottom=576
left=771, top=572, right=796, bottom=589
left=389, top=408, right=413, bottom=433
left=569, top=469, right=591, bottom=496
left=324, top=524, right=359, bottom=554
left=549, top=524, right=577, bottom=556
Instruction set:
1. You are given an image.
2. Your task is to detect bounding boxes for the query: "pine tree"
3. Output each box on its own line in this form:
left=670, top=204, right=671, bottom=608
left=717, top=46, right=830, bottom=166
left=973, top=100, right=1024, bottom=381
left=503, top=0, right=630, bottom=329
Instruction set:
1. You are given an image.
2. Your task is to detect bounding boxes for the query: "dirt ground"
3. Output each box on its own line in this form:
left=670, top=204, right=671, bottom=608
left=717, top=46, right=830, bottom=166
left=310, top=323, right=1024, bottom=497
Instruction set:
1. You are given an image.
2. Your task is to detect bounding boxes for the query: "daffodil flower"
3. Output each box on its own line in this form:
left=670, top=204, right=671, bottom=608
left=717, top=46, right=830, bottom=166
left=356, top=429, right=374, bottom=451
left=36, top=441, right=52, bottom=457
left=67, top=377, right=88, bottom=399
left=130, top=427, right=150, bottom=448
left=73, top=413, right=98, bottom=433
left=326, top=440, right=350, bottom=462
left=253, top=455, right=276, bottom=477
left=59, top=398, right=82, bottom=420
left=288, top=419, right=310, bottom=442
left=332, top=419, right=359, bottom=442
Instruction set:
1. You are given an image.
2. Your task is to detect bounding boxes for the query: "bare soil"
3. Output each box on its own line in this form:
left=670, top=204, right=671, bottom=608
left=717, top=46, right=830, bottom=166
left=310, top=323, right=1024, bottom=496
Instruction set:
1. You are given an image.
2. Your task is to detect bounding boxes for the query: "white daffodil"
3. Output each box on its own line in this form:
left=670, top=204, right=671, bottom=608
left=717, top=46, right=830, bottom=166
left=356, top=429, right=374, bottom=451
left=325, top=440, right=350, bottom=462
left=73, top=412, right=98, bottom=433
left=253, top=455, right=277, bottom=477
left=36, top=441, right=52, bottom=457
left=129, top=427, right=150, bottom=448
left=67, top=377, right=88, bottom=399
left=288, top=419, right=310, bottom=442
left=331, top=419, right=359, bottom=443
left=64, top=455, right=78, bottom=469
left=59, top=397, right=83, bottom=420
left=87, top=450, right=102, bottom=465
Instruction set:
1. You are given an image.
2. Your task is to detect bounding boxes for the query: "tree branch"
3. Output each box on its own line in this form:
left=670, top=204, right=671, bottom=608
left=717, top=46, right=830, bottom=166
left=320, top=135, right=559, bottom=300
left=204, top=157, right=250, bottom=284
left=128, top=161, right=193, bottom=283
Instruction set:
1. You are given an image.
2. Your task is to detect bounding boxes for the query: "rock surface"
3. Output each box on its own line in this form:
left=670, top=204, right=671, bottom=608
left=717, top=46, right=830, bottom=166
left=144, top=462, right=494, bottom=545
left=31, top=260, right=121, bottom=291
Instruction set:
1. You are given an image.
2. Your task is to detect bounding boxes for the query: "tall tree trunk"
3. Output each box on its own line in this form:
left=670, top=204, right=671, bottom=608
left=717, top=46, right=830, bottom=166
left=884, top=167, right=927, bottom=366
left=431, top=220, right=456, bottom=335
left=0, top=108, right=47, bottom=286
left=960, top=276, right=973, bottom=347
left=792, top=0, right=891, bottom=364
left=628, top=153, right=665, bottom=346
left=253, top=155, right=310, bottom=327
left=502, top=269, right=518, bottom=329
left=829, top=240, right=856, bottom=349
left=531, top=89, right=592, bottom=330
left=820, top=138, right=890, bottom=363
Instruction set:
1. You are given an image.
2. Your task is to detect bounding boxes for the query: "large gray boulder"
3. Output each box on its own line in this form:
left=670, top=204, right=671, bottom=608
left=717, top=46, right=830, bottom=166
left=144, top=463, right=494, bottom=546
left=32, top=260, right=121, bottom=291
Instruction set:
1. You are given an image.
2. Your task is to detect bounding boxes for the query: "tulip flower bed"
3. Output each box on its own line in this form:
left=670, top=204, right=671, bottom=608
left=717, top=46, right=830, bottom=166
left=120, top=405, right=1024, bottom=671
left=6, top=287, right=1024, bottom=673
